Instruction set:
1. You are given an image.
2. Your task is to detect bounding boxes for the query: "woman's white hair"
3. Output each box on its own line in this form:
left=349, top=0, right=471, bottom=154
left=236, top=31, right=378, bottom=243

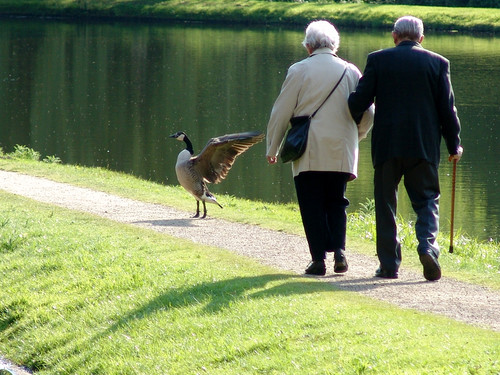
left=393, top=16, right=424, bottom=41
left=302, top=20, right=340, bottom=53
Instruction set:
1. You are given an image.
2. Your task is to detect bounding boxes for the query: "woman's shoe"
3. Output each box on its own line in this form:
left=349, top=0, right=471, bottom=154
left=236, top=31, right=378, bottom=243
left=333, top=250, right=348, bottom=273
left=374, top=267, right=398, bottom=279
left=305, top=260, right=326, bottom=276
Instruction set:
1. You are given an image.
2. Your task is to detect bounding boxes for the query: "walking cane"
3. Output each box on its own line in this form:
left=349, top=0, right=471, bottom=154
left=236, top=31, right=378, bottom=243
left=449, top=158, right=457, bottom=253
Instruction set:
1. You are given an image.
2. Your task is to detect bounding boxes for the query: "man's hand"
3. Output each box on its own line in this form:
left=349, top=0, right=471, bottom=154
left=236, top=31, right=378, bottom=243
left=448, top=146, right=464, bottom=162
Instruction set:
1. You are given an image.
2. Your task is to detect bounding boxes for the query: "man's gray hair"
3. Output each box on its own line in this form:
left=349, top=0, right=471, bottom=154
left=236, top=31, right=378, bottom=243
left=393, top=16, right=424, bottom=41
left=302, top=20, right=340, bottom=53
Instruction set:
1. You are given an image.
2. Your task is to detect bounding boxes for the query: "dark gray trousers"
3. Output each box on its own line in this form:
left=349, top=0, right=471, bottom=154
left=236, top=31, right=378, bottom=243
left=374, top=158, right=440, bottom=272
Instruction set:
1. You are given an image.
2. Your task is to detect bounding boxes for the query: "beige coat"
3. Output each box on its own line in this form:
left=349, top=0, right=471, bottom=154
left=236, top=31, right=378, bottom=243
left=266, top=48, right=374, bottom=178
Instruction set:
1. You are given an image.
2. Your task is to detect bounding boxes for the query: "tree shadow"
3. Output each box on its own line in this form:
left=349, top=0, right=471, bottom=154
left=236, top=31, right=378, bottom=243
left=100, top=273, right=333, bottom=337
left=44, top=273, right=332, bottom=373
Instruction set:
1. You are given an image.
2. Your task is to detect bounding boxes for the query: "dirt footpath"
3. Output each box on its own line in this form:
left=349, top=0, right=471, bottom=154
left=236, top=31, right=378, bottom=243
left=0, top=170, right=499, bottom=335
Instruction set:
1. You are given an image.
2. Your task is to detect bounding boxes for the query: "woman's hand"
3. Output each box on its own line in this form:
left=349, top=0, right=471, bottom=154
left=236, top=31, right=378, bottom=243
left=267, top=156, right=278, bottom=164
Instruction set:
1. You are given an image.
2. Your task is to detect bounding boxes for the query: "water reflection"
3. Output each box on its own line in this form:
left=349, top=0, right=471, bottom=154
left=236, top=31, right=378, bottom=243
left=0, top=18, right=498, bottom=241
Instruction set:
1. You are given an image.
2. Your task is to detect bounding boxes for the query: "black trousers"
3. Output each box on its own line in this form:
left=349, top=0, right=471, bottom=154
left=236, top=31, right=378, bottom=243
left=374, top=158, right=440, bottom=272
left=294, top=171, right=350, bottom=261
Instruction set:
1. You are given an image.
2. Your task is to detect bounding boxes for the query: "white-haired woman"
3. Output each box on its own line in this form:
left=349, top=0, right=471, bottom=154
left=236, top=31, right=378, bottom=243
left=266, top=20, right=373, bottom=276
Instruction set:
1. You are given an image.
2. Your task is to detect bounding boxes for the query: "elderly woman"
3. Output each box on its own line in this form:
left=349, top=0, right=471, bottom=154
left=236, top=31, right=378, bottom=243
left=266, top=20, right=373, bottom=276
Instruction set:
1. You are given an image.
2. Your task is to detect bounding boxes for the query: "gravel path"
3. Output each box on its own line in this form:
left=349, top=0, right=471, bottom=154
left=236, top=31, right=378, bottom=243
left=0, top=170, right=498, bottom=355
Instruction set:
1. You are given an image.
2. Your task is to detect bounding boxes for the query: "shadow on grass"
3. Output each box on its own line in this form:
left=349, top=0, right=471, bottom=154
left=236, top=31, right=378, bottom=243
left=26, top=273, right=330, bottom=373
left=327, top=276, right=428, bottom=292
left=102, top=273, right=333, bottom=335
left=134, top=218, right=201, bottom=228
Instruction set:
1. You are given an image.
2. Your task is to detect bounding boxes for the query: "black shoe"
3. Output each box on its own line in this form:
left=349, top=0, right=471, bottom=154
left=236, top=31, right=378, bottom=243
left=419, top=253, right=441, bottom=281
left=333, top=250, right=348, bottom=273
left=305, top=260, right=326, bottom=276
left=374, top=267, right=398, bottom=279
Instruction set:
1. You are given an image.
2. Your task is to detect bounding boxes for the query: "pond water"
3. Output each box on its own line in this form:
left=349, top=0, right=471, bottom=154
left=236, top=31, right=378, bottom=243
left=0, top=18, right=499, bottom=242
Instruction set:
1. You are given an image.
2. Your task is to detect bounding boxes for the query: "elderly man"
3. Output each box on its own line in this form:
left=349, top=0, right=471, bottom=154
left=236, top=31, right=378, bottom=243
left=348, top=16, right=463, bottom=281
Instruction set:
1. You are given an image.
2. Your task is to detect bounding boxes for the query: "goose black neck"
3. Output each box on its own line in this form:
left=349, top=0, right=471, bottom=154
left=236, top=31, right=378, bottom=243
left=183, top=135, right=194, bottom=155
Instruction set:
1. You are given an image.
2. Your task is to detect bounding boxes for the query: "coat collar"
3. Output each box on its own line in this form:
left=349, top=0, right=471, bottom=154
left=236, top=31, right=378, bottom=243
left=309, top=47, right=336, bottom=57
left=397, top=40, right=422, bottom=48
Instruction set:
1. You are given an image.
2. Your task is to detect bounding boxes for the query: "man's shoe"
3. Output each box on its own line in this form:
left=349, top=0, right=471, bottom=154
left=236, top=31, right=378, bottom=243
left=333, top=250, right=348, bottom=273
left=305, top=260, right=326, bottom=276
left=419, top=253, right=441, bottom=281
left=374, top=267, right=398, bottom=279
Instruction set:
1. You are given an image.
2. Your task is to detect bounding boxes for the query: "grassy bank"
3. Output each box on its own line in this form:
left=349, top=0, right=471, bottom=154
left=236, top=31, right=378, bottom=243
left=0, top=0, right=500, bottom=32
left=0, top=161, right=499, bottom=373
left=1, top=146, right=499, bottom=292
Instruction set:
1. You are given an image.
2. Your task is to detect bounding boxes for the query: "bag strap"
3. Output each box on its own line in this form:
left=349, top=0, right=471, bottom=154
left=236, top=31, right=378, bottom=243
left=310, top=65, right=347, bottom=119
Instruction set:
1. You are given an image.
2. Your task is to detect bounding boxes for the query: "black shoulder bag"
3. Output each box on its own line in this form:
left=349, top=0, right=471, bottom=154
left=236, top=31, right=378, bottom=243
left=280, top=66, right=347, bottom=163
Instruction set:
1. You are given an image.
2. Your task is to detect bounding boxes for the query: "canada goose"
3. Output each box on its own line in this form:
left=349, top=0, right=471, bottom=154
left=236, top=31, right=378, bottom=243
left=170, top=131, right=264, bottom=218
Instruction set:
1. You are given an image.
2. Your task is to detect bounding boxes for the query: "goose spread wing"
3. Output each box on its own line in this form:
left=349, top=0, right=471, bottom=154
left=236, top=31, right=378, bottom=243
left=193, top=131, right=264, bottom=184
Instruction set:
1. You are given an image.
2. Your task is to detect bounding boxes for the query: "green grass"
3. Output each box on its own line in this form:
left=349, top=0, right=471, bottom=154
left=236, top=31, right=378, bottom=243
left=1, top=148, right=499, bottom=290
left=0, top=0, right=500, bottom=32
left=0, top=191, right=499, bottom=374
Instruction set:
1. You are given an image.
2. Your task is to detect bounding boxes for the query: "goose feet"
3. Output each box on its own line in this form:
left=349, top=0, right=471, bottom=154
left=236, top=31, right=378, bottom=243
left=192, top=201, right=208, bottom=219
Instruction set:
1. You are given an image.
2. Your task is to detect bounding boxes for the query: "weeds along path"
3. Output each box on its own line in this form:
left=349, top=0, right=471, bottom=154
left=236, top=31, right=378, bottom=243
left=1, top=170, right=499, bottom=333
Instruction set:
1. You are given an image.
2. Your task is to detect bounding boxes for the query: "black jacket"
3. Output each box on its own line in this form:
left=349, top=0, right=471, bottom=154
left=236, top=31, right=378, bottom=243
left=348, top=41, right=461, bottom=167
